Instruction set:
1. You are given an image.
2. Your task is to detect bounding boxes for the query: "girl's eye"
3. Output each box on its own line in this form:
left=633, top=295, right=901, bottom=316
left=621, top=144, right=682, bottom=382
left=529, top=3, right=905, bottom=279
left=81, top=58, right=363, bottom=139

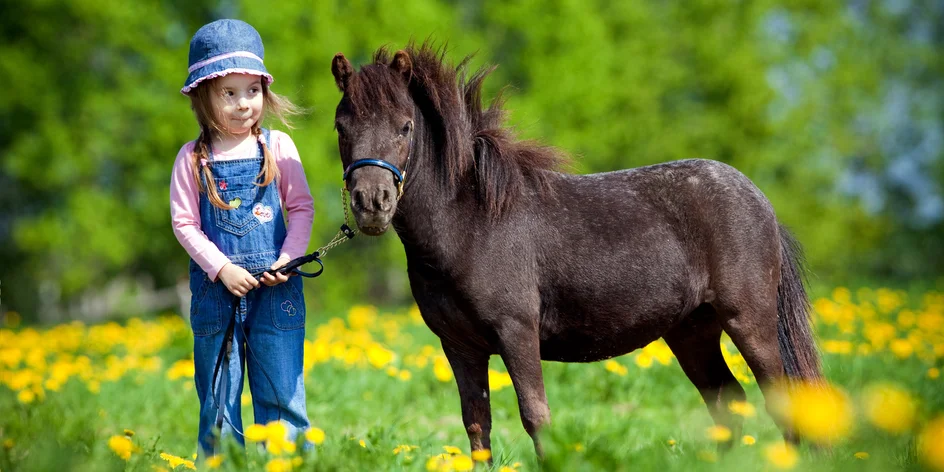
left=250, top=88, right=259, bottom=94
left=225, top=91, right=234, bottom=97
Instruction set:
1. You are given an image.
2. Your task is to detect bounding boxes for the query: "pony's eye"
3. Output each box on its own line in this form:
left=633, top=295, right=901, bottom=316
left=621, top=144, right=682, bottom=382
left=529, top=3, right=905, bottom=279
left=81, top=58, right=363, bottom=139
left=335, top=122, right=345, bottom=137
left=399, top=121, right=413, bottom=137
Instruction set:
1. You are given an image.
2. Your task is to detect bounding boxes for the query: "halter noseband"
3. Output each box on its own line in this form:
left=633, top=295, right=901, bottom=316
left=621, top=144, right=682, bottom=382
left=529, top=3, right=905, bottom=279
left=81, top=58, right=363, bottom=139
left=341, top=127, right=413, bottom=200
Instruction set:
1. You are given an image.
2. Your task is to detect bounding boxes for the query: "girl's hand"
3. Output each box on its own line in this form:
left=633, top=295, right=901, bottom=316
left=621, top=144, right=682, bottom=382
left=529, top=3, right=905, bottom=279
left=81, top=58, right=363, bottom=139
left=261, top=255, right=292, bottom=287
left=218, top=263, right=260, bottom=297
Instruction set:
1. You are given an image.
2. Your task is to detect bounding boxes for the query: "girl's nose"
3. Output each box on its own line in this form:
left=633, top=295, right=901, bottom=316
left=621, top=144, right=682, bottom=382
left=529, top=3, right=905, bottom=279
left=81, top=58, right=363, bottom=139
left=237, top=97, right=249, bottom=109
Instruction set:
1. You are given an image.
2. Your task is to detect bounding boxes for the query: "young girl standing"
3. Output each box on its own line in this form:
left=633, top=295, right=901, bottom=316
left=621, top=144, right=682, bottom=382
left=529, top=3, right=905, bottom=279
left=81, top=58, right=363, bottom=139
left=169, top=19, right=314, bottom=455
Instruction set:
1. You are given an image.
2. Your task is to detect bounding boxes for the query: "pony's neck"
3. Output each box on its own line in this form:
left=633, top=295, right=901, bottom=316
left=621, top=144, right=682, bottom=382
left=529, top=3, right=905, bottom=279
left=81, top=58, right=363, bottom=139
left=392, top=118, right=472, bottom=268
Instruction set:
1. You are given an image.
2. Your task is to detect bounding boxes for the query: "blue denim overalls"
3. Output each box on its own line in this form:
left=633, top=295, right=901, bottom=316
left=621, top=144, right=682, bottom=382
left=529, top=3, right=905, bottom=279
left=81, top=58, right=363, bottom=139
left=189, top=128, right=309, bottom=455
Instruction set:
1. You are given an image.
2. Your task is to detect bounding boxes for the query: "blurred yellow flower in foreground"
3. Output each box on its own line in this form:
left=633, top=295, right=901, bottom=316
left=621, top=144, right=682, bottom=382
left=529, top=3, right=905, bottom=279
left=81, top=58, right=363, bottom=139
left=919, top=416, right=944, bottom=472
left=705, top=425, right=732, bottom=442
left=471, top=449, right=491, bottom=462
left=433, top=356, right=453, bottom=382
left=245, top=424, right=268, bottom=443
left=108, top=435, right=133, bottom=461
left=862, top=384, right=917, bottom=434
left=205, top=455, right=223, bottom=469
left=729, top=400, right=756, bottom=418
left=159, top=452, right=195, bottom=470
left=742, top=435, right=756, bottom=445
left=604, top=359, right=628, bottom=376
left=765, top=443, right=799, bottom=469
left=306, top=427, right=325, bottom=445
left=488, top=369, right=512, bottom=391
left=264, top=457, right=293, bottom=472
left=773, top=381, right=853, bottom=445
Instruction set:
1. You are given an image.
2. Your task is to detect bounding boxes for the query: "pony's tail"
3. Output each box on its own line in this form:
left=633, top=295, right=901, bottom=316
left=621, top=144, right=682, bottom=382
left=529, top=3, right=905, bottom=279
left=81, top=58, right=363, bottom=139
left=776, top=224, right=822, bottom=382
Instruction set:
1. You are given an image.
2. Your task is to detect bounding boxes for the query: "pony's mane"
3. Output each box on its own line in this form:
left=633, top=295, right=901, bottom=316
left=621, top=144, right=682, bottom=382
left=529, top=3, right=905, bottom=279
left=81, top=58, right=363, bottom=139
left=347, top=41, right=569, bottom=217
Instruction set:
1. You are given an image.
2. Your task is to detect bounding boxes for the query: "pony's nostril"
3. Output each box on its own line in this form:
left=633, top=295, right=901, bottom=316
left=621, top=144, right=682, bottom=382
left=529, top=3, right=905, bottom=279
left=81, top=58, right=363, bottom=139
left=379, top=189, right=392, bottom=211
left=352, top=189, right=368, bottom=211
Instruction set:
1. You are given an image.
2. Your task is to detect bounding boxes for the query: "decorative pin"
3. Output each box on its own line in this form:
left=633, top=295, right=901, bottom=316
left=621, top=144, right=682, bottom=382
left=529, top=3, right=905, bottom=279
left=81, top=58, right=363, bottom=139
left=228, top=197, right=241, bottom=209
left=252, top=203, right=274, bottom=223
left=219, top=181, right=228, bottom=191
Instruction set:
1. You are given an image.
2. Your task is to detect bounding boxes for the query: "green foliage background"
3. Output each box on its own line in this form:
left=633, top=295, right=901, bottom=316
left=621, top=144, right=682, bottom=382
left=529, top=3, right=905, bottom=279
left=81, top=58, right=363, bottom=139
left=2, top=0, right=942, bottom=321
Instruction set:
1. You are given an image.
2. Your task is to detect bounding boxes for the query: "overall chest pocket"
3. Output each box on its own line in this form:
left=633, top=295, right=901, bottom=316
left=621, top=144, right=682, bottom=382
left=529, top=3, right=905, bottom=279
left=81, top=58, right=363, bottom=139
left=212, top=176, right=269, bottom=236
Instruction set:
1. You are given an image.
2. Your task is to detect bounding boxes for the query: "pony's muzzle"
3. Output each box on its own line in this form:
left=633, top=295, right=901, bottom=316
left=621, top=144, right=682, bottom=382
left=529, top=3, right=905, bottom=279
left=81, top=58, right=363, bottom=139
left=350, top=186, right=395, bottom=235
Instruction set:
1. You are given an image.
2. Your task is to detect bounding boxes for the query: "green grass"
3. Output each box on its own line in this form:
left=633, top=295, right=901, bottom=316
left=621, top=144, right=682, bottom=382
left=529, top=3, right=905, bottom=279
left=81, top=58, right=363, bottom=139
left=2, top=288, right=943, bottom=471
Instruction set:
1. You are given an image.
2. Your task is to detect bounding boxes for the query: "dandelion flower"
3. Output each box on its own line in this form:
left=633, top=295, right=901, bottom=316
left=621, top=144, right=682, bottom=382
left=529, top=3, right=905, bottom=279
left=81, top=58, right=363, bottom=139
left=604, top=360, right=628, bottom=376
left=863, top=384, right=917, bottom=434
left=205, top=455, right=223, bottom=469
left=854, top=452, right=869, bottom=460
left=108, top=435, right=134, bottom=461
left=928, top=368, right=940, bottom=380
left=264, top=458, right=292, bottom=472
left=245, top=424, right=268, bottom=443
left=667, top=439, right=677, bottom=446
left=443, top=445, right=463, bottom=455
left=471, top=449, right=492, bottom=461
left=159, top=452, right=195, bottom=470
left=765, top=443, right=799, bottom=469
left=433, top=357, right=453, bottom=382
left=742, top=435, right=756, bottom=445
left=729, top=401, right=756, bottom=418
left=774, top=381, right=853, bottom=445
left=706, top=425, right=732, bottom=442
left=452, top=455, right=474, bottom=471
left=306, top=427, right=325, bottom=445
left=918, top=416, right=944, bottom=471
left=359, top=439, right=366, bottom=448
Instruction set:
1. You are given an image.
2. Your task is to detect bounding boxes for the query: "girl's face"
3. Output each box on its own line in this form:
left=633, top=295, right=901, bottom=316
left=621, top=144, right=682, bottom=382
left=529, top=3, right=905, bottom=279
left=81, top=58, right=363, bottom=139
left=210, top=73, right=264, bottom=136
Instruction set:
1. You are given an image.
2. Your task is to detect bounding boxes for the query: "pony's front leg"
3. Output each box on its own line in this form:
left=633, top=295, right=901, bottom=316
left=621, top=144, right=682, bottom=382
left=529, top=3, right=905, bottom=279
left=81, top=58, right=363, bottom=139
left=496, top=320, right=550, bottom=458
left=442, top=342, right=493, bottom=455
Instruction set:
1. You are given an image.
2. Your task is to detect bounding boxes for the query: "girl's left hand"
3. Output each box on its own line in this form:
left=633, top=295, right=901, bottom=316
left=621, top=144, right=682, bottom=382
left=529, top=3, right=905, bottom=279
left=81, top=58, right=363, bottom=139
left=261, top=255, right=293, bottom=286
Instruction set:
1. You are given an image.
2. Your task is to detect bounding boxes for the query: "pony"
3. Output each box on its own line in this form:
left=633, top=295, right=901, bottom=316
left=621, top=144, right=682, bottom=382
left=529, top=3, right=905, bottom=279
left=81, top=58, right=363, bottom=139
left=330, top=42, right=820, bottom=457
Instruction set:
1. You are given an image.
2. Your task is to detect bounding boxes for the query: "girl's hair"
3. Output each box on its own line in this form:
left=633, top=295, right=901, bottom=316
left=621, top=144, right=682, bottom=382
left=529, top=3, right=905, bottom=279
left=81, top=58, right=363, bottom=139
left=189, top=78, right=303, bottom=210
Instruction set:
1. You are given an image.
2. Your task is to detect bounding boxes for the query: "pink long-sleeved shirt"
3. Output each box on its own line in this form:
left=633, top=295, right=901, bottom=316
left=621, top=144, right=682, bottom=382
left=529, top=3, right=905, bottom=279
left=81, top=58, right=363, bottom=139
left=170, top=130, right=314, bottom=281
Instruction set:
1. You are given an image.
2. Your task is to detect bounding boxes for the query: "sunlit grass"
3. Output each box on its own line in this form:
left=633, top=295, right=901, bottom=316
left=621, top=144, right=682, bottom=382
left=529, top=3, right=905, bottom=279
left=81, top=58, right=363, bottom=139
left=1, top=286, right=942, bottom=471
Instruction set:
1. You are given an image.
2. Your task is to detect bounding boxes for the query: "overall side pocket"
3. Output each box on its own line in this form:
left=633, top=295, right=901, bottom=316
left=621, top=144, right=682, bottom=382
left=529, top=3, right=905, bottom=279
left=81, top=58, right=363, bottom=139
left=190, top=273, right=223, bottom=337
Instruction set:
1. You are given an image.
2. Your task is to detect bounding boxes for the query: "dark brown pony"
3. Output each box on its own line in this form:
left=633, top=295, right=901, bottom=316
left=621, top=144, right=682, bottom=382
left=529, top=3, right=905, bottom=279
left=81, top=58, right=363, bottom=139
left=330, top=42, right=821, bottom=457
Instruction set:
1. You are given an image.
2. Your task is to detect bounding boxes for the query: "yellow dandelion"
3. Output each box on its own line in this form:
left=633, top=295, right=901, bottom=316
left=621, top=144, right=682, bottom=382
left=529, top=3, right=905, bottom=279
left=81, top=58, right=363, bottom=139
left=17, top=389, right=35, bottom=404
left=245, top=424, right=268, bottom=443
left=108, top=435, right=134, bottom=461
left=488, top=370, right=513, bottom=391
left=123, top=429, right=135, bottom=437
left=159, top=452, right=196, bottom=470
left=306, top=427, right=325, bottom=445
left=854, top=452, right=870, bottom=460
left=499, top=467, right=517, bottom=472
left=729, top=400, right=757, bottom=418
left=634, top=352, right=654, bottom=368
left=705, top=425, right=732, bottom=442
left=426, top=455, right=448, bottom=471
left=604, top=359, right=628, bottom=376
left=918, top=416, right=944, bottom=471
left=452, top=455, right=474, bottom=471
left=433, top=357, right=453, bottom=382
left=443, top=445, right=463, bottom=455
left=742, top=435, right=756, bottom=445
left=572, top=443, right=585, bottom=452
left=774, top=382, right=853, bottom=445
left=264, top=458, right=292, bottom=472
left=667, top=439, right=677, bottom=446
left=292, top=457, right=303, bottom=467
left=205, top=455, right=223, bottom=469
left=265, top=421, right=287, bottom=442
left=765, top=443, right=799, bottom=469
left=393, top=444, right=418, bottom=455
left=399, top=370, right=412, bottom=381
left=929, top=368, right=940, bottom=380
left=862, top=384, right=917, bottom=434
left=889, top=339, right=914, bottom=359
left=3, top=439, right=13, bottom=449
left=471, top=449, right=491, bottom=462
left=359, top=439, right=366, bottom=448
left=367, top=344, right=395, bottom=368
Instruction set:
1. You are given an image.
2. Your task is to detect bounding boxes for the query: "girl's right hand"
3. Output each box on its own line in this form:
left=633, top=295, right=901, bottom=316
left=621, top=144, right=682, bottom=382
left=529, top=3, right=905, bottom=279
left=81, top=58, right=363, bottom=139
left=218, top=263, right=260, bottom=297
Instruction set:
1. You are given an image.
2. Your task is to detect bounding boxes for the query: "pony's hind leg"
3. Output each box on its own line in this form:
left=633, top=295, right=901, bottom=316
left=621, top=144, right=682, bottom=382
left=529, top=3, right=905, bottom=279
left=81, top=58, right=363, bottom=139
left=441, top=343, right=493, bottom=455
left=663, top=304, right=747, bottom=448
left=714, top=296, right=798, bottom=442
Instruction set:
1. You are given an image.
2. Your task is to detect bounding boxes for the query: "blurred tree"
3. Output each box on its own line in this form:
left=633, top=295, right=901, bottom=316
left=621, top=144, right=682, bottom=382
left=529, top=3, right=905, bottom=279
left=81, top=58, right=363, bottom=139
left=1, top=0, right=940, bottom=322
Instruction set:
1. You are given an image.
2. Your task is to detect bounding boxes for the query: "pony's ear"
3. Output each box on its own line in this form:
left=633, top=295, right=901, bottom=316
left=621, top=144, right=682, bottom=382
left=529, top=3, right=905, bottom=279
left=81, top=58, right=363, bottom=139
left=390, top=50, right=413, bottom=82
left=332, top=53, right=353, bottom=92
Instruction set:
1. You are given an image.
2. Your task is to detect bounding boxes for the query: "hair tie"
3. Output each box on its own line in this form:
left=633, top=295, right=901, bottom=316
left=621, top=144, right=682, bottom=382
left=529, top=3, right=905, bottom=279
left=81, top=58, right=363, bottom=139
left=257, top=133, right=266, bottom=145
left=200, top=158, right=209, bottom=167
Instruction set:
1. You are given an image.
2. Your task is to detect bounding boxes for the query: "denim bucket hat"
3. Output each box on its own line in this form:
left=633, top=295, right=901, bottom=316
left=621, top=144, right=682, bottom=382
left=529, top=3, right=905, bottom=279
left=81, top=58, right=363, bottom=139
left=181, top=19, right=274, bottom=95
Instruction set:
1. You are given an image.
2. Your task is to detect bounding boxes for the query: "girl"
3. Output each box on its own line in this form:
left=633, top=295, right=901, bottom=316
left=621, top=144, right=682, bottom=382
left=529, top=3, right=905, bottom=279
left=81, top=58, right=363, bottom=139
left=169, top=19, right=314, bottom=456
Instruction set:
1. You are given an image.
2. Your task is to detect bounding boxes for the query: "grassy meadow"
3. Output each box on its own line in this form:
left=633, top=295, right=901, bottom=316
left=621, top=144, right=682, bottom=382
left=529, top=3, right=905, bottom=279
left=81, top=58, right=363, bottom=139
left=2, top=286, right=944, bottom=471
